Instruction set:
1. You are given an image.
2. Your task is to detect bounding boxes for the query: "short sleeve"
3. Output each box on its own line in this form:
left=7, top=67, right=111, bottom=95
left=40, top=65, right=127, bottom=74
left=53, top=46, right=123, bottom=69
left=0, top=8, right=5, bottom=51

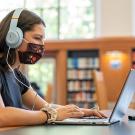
left=0, top=69, right=4, bottom=94
left=0, top=74, right=2, bottom=93
left=0, top=67, right=4, bottom=93
left=15, top=69, right=30, bottom=94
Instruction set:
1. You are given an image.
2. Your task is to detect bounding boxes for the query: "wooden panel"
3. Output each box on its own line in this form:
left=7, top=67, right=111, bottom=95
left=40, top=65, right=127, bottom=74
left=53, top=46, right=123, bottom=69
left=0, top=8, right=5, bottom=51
left=100, top=48, right=131, bottom=102
left=45, top=37, right=135, bottom=51
left=93, top=70, right=108, bottom=109
left=56, top=50, right=67, bottom=105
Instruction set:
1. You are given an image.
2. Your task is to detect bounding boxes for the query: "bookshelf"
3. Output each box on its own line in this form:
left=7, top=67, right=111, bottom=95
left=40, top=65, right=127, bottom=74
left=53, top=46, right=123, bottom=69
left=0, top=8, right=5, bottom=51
left=44, top=37, right=134, bottom=105
left=131, top=48, right=135, bottom=69
left=130, top=48, right=135, bottom=108
left=67, top=50, right=100, bottom=108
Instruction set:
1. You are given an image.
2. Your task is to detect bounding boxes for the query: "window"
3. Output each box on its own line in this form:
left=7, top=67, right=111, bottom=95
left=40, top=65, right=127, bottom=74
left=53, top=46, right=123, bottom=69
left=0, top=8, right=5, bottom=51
left=59, top=0, right=95, bottom=39
left=0, top=0, right=95, bottom=39
left=28, top=58, right=56, bottom=95
left=0, top=0, right=24, bottom=21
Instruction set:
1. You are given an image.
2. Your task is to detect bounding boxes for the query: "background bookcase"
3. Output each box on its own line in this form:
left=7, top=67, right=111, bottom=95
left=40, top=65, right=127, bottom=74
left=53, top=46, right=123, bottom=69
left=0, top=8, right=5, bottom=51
left=131, top=48, right=135, bottom=68
left=67, top=50, right=100, bottom=108
left=43, top=37, right=135, bottom=108
left=130, top=48, right=135, bottom=108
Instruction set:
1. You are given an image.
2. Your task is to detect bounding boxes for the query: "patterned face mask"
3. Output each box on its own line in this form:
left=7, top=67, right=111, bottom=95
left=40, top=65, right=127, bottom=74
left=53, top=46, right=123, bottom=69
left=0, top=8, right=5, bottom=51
left=18, top=43, right=45, bottom=64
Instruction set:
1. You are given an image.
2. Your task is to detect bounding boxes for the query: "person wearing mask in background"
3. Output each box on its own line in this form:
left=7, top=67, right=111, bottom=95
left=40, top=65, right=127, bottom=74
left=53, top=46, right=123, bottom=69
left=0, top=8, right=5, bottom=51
left=0, top=8, right=106, bottom=127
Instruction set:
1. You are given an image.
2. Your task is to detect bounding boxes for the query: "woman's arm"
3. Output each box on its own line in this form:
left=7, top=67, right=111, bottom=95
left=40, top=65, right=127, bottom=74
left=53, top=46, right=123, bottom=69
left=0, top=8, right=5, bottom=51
left=22, top=88, right=48, bottom=110
left=0, top=93, right=47, bottom=127
left=22, top=89, right=107, bottom=119
left=22, top=88, right=64, bottom=110
left=0, top=94, right=5, bottom=108
left=0, top=107, right=47, bottom=127
left=0, top=91, right=83, bottom=127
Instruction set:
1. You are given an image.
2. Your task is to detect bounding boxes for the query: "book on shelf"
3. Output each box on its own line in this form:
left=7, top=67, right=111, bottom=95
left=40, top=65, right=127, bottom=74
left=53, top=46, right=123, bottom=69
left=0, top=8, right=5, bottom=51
left=67, top=69, right=93, bottom=80
left=67, top=50, right=99, bottom=108
left=131, top=49, right=135, bottom=69
left=67, top=93, right=96, bottom=108
left=67, top=81, right=94, bottom=92
left=132, top=64, right=135, bottom=69
left=78, top=58, right=88, bottom=68
left=68, top=92, right=95, bottom=102
left=67, top=57, right=99, bottom=69
left=132, top=51, right=135, bottom=62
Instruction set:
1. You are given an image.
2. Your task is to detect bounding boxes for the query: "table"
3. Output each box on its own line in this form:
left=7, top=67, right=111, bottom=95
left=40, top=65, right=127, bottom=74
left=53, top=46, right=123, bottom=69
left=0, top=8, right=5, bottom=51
left=0, top=110, right=135, bottom=135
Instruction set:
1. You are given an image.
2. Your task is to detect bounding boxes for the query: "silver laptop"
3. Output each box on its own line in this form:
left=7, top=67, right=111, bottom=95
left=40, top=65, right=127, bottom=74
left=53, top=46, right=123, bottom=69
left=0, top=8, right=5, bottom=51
left=52, top=69, right=135, bottom=125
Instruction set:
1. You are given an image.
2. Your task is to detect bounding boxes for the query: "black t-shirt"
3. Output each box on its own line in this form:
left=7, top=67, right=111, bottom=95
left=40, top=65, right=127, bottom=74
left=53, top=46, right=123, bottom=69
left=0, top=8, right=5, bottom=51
left=0, top=68, right=30, bottom=108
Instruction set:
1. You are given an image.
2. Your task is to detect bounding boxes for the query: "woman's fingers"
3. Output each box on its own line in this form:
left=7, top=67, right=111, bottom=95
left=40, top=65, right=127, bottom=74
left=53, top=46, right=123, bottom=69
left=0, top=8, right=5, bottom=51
left=98, top=111, right=108, bottom=118
left=80, top=108, right=107, bottom=118
left=92, top=109, right=107, bottom=118
left=92, top=110, right=103, bottom=118
left=56, top=104, right=107, bottom=121
left=65, top=105, right=106, bottom=118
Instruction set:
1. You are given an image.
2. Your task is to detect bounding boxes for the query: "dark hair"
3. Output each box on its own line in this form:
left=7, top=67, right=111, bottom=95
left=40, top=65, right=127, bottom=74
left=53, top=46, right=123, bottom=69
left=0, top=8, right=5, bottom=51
left=0, top=9, right=45, bottom=69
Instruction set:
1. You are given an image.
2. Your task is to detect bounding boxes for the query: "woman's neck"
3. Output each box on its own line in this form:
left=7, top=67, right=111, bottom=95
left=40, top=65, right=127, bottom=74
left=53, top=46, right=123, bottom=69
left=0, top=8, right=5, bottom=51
left=10, top=60, right=20, bottom=70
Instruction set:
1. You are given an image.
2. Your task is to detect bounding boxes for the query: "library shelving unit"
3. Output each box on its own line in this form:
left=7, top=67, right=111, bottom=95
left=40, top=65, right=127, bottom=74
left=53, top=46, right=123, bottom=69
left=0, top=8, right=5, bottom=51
left=67, top=50, right=100, bottom=108
left=44, top=37, right=135, bottom=106
left=131, top=48, right=135, bottom=69
left=130, top=48, right=135, bottom=108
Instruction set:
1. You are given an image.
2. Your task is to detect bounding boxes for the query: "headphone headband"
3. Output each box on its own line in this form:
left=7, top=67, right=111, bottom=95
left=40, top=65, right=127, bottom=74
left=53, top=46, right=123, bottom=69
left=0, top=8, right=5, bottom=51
left=9, top=8, right=24, bottom=31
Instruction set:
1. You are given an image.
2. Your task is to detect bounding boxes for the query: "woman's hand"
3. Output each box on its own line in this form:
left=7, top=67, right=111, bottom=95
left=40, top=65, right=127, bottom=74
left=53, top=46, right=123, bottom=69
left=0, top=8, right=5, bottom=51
left=55, top=104, right=107, bottom=121
left=80, top=108, right=107, bottom=118
left=56, top=104, right=84, bottom=121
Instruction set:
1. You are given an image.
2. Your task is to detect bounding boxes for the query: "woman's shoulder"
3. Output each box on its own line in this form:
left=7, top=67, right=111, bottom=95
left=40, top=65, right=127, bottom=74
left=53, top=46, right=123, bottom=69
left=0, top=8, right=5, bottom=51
left=14, top=68, right=23, bottom=77
left=0, top=65, right=5, bottom=88
left=0, top=65, right=5, bottom=78
left=14, top=68, right=28, bottom=81
left=0, top=65, right=10, bottom=74
left=0, top=65, right=4, bottom=72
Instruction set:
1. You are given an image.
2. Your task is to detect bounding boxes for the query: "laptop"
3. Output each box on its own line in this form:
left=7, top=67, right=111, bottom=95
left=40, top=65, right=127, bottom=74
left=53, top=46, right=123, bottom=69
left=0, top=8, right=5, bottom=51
left=52, top=69, right=135, bottom=125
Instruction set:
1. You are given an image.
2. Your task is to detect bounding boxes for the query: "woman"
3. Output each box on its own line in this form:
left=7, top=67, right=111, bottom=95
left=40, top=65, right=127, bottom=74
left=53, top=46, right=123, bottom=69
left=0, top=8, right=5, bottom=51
left=0, top=8, right=106, bottom=127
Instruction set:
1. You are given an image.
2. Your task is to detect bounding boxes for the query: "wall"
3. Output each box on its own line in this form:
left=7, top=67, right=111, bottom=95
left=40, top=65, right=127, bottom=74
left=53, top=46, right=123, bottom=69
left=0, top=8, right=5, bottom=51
left=98, top=0, right=132, bottom=36
left=100, top=45, right=131, bottom=101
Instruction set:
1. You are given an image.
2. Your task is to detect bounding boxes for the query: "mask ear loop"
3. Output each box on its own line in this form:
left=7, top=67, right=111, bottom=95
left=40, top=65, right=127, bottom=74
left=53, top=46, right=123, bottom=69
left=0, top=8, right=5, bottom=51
left=23, top=38, right=29, bottom=43
left=42, top=40, right=45, bottom=45
left=6, top=47, right=37, bottom=110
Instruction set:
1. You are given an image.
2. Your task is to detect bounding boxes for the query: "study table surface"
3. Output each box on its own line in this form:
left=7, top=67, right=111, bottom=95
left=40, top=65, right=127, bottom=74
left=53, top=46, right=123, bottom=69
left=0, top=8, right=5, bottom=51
left=0, top=110, right=135, bottom=135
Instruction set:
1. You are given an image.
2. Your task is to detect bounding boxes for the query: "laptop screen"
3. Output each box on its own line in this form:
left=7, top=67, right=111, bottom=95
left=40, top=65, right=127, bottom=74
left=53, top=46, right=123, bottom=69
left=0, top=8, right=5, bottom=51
left=109, top=69, right=135, bottom=123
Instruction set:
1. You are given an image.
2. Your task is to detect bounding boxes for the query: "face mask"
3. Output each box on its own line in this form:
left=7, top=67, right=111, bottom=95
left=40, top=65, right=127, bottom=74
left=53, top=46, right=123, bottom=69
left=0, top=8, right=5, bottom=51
left=18, top=43, right=45, bottom=64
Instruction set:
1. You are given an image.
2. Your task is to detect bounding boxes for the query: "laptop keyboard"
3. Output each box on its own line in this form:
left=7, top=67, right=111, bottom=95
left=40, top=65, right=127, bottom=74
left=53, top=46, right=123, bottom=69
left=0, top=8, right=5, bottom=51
left=62, top=117, right=109, bottom=123
left=79, top=116, right=105, bottom=119
left=54, top=117, right=109, bottom=125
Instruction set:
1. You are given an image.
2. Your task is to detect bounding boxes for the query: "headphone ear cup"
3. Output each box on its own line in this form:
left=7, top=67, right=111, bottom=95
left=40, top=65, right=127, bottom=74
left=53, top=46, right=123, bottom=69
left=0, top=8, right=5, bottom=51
left=6, top=27, right=23, bottom=48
